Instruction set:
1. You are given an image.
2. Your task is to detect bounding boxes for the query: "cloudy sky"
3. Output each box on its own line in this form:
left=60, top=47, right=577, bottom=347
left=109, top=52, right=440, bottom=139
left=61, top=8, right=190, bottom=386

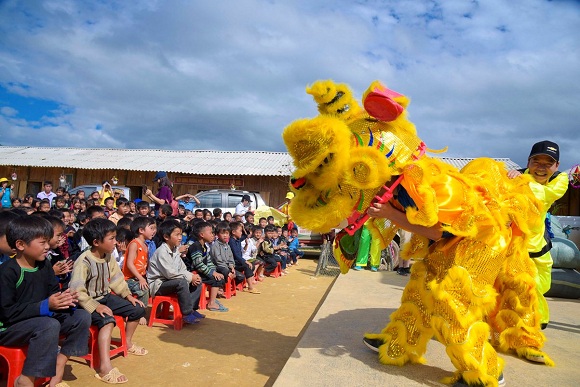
left=0, top=0, right=579, bottom=170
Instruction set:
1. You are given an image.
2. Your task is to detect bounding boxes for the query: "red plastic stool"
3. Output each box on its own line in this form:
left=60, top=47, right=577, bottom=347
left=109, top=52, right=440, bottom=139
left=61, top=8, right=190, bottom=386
left=148, top=295, right=183, bottom=330
left=0, top=346, right=50, bottom=386
left=80, top=315, right=128, bottom=369
left=265, top=262, right=282, bottom=278
left=224, top=276, right=237, bottom=298
left=236, top=277, right=247, bottom=292
left=198, top=283, right=211, bottom=310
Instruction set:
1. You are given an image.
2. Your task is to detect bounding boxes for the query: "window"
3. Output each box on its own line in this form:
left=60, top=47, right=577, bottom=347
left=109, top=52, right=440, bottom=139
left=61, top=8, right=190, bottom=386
left=198, top=193, right=221, bottom=208
left=227, top=194, right=244, bottom=208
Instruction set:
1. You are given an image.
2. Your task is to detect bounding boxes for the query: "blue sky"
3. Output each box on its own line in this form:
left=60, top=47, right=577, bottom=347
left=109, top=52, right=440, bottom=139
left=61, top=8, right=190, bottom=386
left=0, top=0, right=579, bottom=170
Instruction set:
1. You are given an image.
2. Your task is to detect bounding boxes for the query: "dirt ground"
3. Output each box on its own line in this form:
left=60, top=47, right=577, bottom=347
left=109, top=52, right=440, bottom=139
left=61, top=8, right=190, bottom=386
left=58, top=258, right=335, bottom=387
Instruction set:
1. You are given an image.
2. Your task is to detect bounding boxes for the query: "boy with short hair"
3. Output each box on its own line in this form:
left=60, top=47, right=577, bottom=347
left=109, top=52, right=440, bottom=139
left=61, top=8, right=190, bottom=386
left=258, top=225, right=284, bottom=275
left=123, top=216, right=157, bottom=324
left=38, top=199, right=51, bottom=213
left=147, top=220, right=205, bottom=324
left=36, top=180, right=57, bottom=206
left=185, top=221, right=228, bottom=312
left=287, top=228, right=304, bottom=265
left=42, top=215, right=74, bottom=289
left=136, top=200, right=151, bottom=217
left=108, top=197, right=129, bottom=225
left=243, top=225, right=265, bottom=279
left=54, top=196, right=67, bottom=210
left=229, top=222, right=260, bottom=293
left=0, top=210, right=21, bottom=265
left=258, top=217, right=267, bottom=233
left=69, top=218, right=147, bottom=384
left=0, top=216, right=91, bottom=387
left=211, top=222, right=236, bottom=280
left=114, top=227, right=133, bottom=269
left=102, top=197, right=115, bottom=219
left=156, top=204, right=173, bottom=224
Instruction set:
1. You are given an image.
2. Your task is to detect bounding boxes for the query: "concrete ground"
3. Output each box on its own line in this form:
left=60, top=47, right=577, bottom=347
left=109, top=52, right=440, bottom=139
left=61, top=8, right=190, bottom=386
left=275, top=268, right=580, bottom=387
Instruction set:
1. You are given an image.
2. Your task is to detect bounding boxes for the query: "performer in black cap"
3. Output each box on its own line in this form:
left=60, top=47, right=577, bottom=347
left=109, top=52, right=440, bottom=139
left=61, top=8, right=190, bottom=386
left=505, top=140, right=569, bottom=362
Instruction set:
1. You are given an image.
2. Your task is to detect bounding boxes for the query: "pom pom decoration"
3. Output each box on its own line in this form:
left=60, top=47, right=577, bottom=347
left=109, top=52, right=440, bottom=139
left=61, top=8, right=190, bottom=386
left=569, top=164, right=580, bottom=189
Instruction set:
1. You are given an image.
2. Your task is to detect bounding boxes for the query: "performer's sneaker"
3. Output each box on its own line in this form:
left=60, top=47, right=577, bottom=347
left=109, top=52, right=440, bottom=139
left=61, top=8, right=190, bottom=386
left=453, top=373, right=505, bottom=387
left=363, top=337, right=382, bottom=352
left=525, top=353, right=546, bottom=364
left=397, top=267, right=410, bottom=276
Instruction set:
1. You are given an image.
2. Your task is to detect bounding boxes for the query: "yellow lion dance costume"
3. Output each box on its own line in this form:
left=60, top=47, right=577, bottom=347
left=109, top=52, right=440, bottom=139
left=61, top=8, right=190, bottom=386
left=282, top=80, right=553, bottom=386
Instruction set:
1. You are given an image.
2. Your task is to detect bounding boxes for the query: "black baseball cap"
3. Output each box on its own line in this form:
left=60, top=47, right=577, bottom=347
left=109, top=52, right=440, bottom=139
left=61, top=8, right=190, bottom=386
left=528, top=140, right=559, bottom=162
left=242, top=194, right=252, bottom=202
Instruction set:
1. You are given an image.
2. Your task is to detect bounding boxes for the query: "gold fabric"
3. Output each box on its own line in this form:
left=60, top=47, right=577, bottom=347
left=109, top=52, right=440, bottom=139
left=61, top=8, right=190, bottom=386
left=283, top=80, right=549, bottom=385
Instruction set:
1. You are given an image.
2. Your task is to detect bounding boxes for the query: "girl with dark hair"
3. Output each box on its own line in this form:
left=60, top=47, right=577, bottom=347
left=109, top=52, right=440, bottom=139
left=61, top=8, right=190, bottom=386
left=145, top=171, right=176, bottom=215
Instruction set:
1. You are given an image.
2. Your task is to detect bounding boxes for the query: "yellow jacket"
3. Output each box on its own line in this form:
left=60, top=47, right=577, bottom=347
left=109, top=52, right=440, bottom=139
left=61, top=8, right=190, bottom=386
left=526, top=171, right=569, bottom=253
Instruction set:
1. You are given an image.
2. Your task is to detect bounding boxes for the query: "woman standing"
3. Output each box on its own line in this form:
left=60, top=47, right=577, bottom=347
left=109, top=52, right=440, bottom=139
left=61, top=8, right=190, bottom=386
left=145, top=171, right=175, bottom=215
left=0, top=178, right=15, bottom=208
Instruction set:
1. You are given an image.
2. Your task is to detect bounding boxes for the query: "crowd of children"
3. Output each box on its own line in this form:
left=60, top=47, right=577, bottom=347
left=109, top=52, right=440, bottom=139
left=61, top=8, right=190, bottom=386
left=0, top=182, right=304, bottom=386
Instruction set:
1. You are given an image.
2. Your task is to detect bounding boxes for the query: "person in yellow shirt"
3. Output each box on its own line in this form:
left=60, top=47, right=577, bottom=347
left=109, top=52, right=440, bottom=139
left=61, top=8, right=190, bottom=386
left=508, top=140, right=569, bottom=331
left=98, top=181, right=114, bottom=206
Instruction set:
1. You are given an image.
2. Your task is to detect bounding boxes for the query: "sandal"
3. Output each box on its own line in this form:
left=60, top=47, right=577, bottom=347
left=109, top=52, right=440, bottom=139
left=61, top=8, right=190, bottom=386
left=55, top=383, right=71, bottom=387
left=248, top=288, right=261, bottom=294
left=95, top=367, right=128, bottom=384
left=207, top=304, right=229, bottom=312
left=128, top=343, right=148, bottom=356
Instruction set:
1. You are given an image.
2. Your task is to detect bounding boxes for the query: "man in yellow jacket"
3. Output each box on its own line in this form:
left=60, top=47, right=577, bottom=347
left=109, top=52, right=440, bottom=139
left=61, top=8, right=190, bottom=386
left=509, top=140, right=569, bottom=330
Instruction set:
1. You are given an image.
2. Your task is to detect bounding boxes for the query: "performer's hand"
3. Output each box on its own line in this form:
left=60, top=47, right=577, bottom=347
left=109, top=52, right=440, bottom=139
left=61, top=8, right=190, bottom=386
left=507, top=170, right=522, bottom=179
left=368, top=202, right=400, bottom=219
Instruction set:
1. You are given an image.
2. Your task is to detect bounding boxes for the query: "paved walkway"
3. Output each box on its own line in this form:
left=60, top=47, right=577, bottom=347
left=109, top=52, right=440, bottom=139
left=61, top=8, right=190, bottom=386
left=275, top=269, right=580, bottom=387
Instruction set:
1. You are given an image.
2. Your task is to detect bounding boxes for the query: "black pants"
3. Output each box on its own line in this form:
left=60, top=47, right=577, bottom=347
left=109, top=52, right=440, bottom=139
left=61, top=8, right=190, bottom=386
left=235, top=260, right=254, bottom=280
left=155, top=278, right=202, bottom=315
left=261, top=254, right=278, bottom=272
left=90, top=293, right=146, bottom=329
left=0, top=309, right=91, bottom=377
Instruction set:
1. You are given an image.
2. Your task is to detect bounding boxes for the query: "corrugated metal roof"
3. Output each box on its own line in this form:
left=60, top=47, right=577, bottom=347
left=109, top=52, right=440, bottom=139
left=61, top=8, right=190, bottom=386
left=0, top=146, right=294, bottom=176
left=0, top=146, right=521, bottom=175
left=439, top=157, right=521, bottom=170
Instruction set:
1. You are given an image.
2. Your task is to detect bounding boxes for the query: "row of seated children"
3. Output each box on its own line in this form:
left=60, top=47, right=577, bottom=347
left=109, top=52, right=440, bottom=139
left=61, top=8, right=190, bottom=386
left=0, top=212, right=147, bottom=386
left=0, top=205, right=304, bottom=385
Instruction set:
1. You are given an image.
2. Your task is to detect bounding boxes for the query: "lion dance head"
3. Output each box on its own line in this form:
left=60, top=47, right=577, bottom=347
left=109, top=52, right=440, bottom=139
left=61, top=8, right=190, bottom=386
left=283, top=80, right=424, bottom=235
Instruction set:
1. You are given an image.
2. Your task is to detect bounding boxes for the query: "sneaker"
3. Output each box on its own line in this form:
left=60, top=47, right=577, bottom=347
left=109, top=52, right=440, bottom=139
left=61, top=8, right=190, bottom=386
left=183, top=313, right=201, bottom=324
left=498, top=373, right=505, bottom=386
left=192, top=310, right=206, bottom=319
left=353, top=266, right=363, bottom=271
left=397, top=267, right=408, bottom=276
left=525, top=352, right=546, bottom=364
left=370, top=267, right=378, bottom=272
left=363, top=337, right=382, bottom=352
left=453, top=373, right=505, bottom=387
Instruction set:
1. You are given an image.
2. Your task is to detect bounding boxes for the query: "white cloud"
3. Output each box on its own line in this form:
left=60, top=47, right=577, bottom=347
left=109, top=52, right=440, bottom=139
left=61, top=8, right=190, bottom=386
left=0, top=0, right=578, bottom=169
left=0, top=106, right=17, bottom=116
